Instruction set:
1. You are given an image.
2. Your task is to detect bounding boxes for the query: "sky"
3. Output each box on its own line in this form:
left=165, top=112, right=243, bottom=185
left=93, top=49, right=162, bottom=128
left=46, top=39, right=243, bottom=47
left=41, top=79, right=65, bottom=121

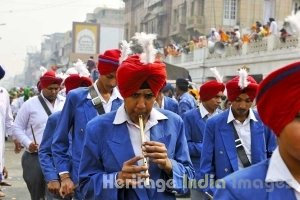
left=0, top=0, right=124, bottom=78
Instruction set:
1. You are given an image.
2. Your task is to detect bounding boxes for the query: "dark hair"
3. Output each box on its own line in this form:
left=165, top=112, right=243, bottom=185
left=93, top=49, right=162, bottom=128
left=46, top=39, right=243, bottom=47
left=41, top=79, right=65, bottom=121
left=176, top=78, right=189, bottom=91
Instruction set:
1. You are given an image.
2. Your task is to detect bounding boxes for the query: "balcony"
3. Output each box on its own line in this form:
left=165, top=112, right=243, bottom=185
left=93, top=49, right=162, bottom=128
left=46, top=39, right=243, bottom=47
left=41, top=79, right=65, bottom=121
left=186, top=16, right=205, bottom=30
left=170, top=23, right=186, bottom=36
left=164, top=36, right=300, bottom=83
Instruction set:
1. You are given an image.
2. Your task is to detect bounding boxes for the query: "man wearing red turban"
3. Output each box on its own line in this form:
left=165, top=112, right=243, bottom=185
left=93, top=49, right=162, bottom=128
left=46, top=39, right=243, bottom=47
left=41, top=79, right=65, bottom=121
left=39, top=72, right=92, bottom=199
left=79, top=54, right=194, bottom=199
left=183, top=80, right=225, bottom=199
left=52, top=49, right=123, bottom=199
left=12, top=70, right=65, bottom=200
left=200, top=69, right=277, bottom=197
left=39, top=71, right=63, bottom=90
left=214, top=61, right=300, bottom=199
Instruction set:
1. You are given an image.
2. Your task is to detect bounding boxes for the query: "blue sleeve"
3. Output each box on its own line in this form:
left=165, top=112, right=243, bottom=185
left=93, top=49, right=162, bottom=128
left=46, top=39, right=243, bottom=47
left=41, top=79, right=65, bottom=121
left=214, top=180, right=238, bottom=200
left=178, top=101, right=192, bottom=117
left=183, top=113, right=202, bottom=157
left=78, top=120, right=119, bottom=200
left=52, top=93, right=75, bottom=175
left=169, top=117, right=195, bottom=194
left=39, top=113, right=60, bottom=182
left=199, top=119, right=216, bottom=194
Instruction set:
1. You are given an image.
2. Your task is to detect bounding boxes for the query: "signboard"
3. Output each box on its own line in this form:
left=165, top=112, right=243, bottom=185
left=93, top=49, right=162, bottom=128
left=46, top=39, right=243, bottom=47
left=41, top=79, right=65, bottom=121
left=72, top=22, right=100, bottom=54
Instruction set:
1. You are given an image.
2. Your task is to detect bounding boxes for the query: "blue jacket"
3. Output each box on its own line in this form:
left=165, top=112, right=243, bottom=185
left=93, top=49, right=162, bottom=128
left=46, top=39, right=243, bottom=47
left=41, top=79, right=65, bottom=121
left=163, top=96, right=178, bottom=114
left=182, top=108, right=206, bottom=180
left=52, top=87, right=123, bottom=185
left=79, top=109, right=194, bottom=200
left=177, top=92, right=197, bottom=117
left=214, top=159, right=297, bottom=200
left=200, top=109, right=277, bottom=193
left=39, top=111, right=63, bottom=182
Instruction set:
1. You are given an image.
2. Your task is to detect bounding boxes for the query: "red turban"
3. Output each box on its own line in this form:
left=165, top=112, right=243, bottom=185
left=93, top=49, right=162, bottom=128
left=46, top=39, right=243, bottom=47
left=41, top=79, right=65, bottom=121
left=64, top=74, right=93, bottom=94
left=200, top=80, right=225, bottom=101
left=98, top=49, right=121, bottom=75
left=39, top=71, right=63, bottom=89
left=256, top=62, right=300, bottom=136
left=226, top=76, right=258, bottom=101
left=117, top=55, right=167, bottom=98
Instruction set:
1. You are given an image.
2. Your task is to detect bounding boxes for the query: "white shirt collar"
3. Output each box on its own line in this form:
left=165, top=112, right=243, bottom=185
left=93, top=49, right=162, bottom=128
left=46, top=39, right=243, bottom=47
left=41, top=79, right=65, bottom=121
left=199, top=103, right=210, bottom=119
left=227, top=107, right=257, bottom=124
left=87, top=80, right=123, bottom=101
left=113, top=104, right=168, bottom=125
left=266, top=148, right=300, bottom=193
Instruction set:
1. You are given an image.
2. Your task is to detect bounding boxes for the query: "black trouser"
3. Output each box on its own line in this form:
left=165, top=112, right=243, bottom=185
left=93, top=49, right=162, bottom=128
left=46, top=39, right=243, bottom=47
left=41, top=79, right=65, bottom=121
left=22, top=151, right=46, bottom=200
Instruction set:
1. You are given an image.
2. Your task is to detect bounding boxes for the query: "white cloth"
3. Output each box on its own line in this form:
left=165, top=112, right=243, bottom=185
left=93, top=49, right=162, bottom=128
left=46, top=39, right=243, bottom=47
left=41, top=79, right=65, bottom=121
left=199, top=103, right=221, bottom=119
left=113, top=105, right=168, bottom=166
left=11, top=96, right=25, bottom=117
left=12, top=93, right=65, bottom=150
left=269, top=21, right=278, bottom=35
left=227, top=107, right=258, bottom=169
left=266, top=148, right=300, bottom=199
left=208, top=30, right=221, bottom=42
left=0, top=87, right=14, bottom=172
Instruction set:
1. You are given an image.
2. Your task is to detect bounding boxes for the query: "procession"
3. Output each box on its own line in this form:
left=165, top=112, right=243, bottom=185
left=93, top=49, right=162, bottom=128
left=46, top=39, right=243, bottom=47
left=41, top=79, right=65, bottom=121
left=1, top=0, right=300, bottom=200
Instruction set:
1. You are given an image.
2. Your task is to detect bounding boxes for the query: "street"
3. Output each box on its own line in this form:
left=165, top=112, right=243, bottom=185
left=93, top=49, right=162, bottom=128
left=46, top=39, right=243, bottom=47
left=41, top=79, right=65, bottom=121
left=1, top=139, right=30, bottom=199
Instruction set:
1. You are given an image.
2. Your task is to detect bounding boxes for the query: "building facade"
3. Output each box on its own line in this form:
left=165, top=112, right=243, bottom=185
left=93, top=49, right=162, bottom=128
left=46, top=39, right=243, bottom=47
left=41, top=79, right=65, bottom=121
left=123, top=0, right=300, bottom=43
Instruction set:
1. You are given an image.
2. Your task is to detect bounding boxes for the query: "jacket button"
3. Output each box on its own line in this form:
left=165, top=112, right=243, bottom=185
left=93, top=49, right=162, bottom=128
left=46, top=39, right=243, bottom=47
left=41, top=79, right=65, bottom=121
left=80, top=128, right=84, bottom=132
left=219, top=151, right=223, bottom=154
left=224, top=168, right=228, bottom=172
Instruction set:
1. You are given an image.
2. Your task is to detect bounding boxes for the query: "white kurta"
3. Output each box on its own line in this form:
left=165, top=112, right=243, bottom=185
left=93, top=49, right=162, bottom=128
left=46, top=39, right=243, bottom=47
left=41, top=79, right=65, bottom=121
left=0, top=87, right=14, bottom=174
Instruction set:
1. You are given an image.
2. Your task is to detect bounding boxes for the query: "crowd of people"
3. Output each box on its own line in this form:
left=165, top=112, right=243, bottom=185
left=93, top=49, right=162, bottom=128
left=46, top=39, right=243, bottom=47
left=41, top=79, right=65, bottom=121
left=0, top=31, right=300, bottom=200
left=164, top=17, right=294, bottom=57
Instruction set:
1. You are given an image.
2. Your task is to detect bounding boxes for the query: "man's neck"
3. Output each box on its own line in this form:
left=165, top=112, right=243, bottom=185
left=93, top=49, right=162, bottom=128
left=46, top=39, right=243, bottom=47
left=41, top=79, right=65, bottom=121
left=96, top=80, right=113, bottom=102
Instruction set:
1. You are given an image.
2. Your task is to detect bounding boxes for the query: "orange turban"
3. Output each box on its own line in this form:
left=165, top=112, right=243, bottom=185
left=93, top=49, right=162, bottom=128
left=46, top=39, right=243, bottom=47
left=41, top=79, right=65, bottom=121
left=256, top=62, right=300, bottom=136
left=98, top=49, right=121, bottom=75
left=39, top=71, right=63, bottom=89
left=226, top=76, right=258, bottom=101
left=200, top=80, right=225, bottom=101
left=117, top=55, right=167, bottom=98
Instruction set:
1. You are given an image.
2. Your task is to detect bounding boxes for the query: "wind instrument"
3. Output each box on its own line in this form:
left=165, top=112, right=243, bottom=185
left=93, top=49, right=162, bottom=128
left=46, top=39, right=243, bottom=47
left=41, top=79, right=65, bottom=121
left=139, top=115, right=150, bottom=186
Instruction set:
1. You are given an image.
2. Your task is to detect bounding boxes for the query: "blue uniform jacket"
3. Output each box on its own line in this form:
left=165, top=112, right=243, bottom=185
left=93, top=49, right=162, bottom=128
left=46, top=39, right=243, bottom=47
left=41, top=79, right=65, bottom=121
left=79, top=109, right=195, bottom=200
left=52, top=87, right=123, bottom=185
left=39, top=111, right=63, bottom=182
left=182, top=108, right=206, bottom=180
left=200, top=109, right=277, bottom=193
left=178, top=92, right=197, bottom=117
left=163, top=96, right=178, bottom=114
left=214, top=159, right=297, bottom=200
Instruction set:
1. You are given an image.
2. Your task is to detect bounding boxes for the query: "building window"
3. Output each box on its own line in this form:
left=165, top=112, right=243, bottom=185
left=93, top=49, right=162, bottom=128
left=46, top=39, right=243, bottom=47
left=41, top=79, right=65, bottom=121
left=293, top=0, right=300, bottom=14
left=191, top=1, right=195, bottom=16
left=223, top=0, right=237, bottom=25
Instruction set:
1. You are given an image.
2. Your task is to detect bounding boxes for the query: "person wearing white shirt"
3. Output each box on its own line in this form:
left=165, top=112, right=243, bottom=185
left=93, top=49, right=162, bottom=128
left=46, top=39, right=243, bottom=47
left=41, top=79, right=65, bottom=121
left=0, top=66, right=13, bottom=198
left=13, top=70, right=65, bottom=200
left=200, top=69, right=277, bottom=197
left=78, top=49, right=194, bottom=199
left=269, top=17, right=278, bottom=36
left=214, top=61, right=300, bottom=200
